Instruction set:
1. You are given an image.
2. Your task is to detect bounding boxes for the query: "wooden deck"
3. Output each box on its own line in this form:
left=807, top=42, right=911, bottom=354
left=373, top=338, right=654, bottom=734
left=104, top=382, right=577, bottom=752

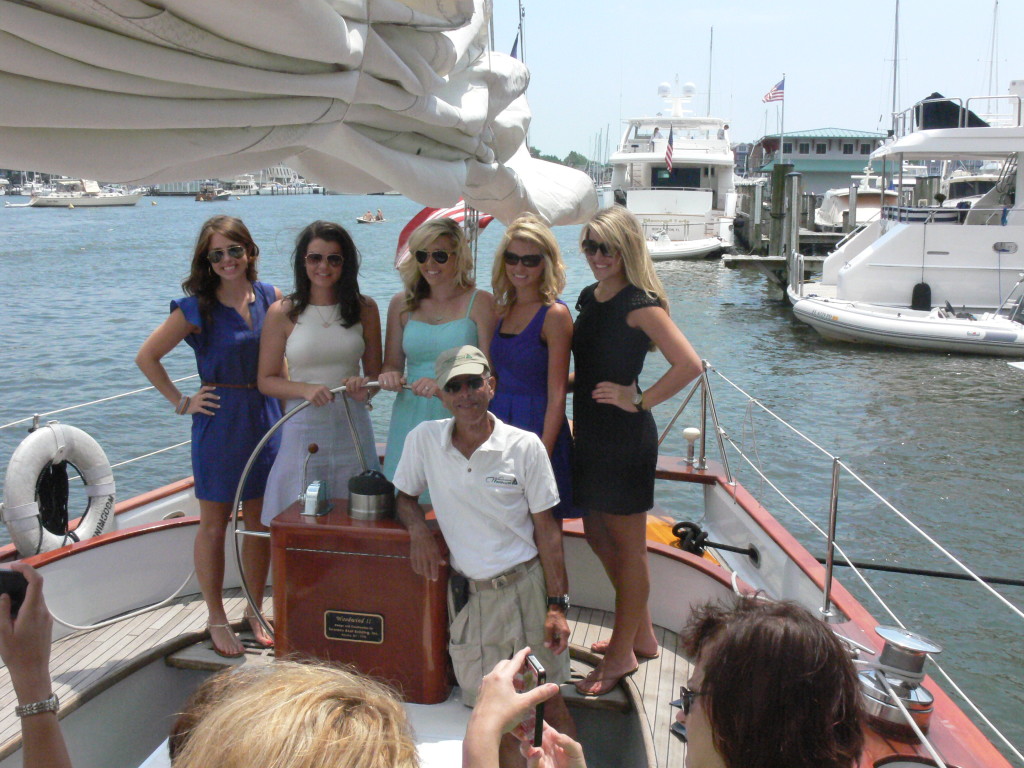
left=0, top=594, right=689, bottom=768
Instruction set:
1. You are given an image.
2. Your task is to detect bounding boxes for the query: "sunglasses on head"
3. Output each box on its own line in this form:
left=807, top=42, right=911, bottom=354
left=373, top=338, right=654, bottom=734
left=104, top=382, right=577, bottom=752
left=415, top=249, right=451, bottom=265
left=305, top=252, right=344, bottom=267
left=442, top=376, right=485, bottom=394
left=580, top=240, right=611, bottom=257
left=207, top=245, right=246, bottom=263
left=503, top=252, right=544, bottom=268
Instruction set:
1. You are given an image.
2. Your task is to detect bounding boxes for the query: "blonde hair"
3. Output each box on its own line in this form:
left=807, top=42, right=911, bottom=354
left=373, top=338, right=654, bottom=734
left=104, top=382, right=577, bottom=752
left=172, top=660, right=419, bottom=768
left=491, top=213, right=567, bottom=312
left=580, top=205, right=668, bottom=309
left=398, top=217, right=475, bottom=312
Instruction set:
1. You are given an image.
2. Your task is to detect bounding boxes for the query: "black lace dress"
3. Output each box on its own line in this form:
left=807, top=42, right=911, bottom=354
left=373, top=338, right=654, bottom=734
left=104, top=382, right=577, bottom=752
left=572, top=283, right=659, bottom=514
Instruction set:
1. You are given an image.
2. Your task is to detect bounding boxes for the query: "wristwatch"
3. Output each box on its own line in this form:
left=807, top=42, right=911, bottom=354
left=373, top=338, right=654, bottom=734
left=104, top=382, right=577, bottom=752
left=632, top=391, right=645, bottom=410
left=15, top=692, right=59, bottom=718
left=547, top=594, right=570, bottom=612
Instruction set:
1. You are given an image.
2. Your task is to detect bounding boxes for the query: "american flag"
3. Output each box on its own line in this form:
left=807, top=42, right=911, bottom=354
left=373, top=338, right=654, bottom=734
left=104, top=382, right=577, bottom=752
left=762, top=79, right=784, bottom=103
left=664, top=126, right=674, bottom=173
left=394, top=200, right=495, bottom=266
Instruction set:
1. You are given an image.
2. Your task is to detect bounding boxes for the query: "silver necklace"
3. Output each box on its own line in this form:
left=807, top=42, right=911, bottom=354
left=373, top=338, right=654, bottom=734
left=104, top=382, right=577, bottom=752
left=312, top=304, right=337, bottom=328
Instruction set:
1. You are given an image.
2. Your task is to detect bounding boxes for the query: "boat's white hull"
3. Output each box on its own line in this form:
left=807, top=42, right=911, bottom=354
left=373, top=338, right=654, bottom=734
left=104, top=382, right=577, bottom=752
left=648, top=235, right=725, bottom=260
left=790, top=292, right=1024, bottom=355
left=29, top=193, right=142, bottom=207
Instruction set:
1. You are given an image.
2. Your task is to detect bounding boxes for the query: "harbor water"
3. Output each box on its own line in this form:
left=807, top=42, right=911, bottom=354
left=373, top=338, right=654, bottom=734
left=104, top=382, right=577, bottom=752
left=1, top=194, right=1021, bottom=761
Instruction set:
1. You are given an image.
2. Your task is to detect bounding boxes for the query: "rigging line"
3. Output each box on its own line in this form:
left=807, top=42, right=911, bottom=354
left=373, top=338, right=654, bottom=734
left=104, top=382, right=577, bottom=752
left=710, top=368, right=836, bottom=458
left=838, top=458, right=1024, bottom=622
left=0, top=374, right=200, bottom=430
left=109, top=441, right=191, bottom=470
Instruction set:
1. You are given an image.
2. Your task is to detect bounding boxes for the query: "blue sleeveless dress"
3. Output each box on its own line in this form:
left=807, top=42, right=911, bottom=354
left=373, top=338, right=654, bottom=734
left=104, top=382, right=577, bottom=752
left=489, top=301, right=578, bottom=519
left=382, top=291, right=480, bottom=495
left=171, top=282, right=282, bottom=503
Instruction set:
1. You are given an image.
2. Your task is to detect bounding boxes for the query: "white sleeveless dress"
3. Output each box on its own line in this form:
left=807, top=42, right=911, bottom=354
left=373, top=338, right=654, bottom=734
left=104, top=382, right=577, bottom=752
left=261, top=304, right=380, bottom=524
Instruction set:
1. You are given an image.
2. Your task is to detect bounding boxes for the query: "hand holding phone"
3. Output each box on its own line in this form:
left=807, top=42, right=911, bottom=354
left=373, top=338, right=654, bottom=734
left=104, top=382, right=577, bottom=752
left=513, top=653, right=546, bottom=747
left=0, top=570, right=28, bottom=619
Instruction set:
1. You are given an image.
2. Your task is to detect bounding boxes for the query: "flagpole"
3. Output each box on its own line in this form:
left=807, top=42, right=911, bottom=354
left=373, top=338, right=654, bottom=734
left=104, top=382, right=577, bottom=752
left=779, top=73, right=786, bottom=165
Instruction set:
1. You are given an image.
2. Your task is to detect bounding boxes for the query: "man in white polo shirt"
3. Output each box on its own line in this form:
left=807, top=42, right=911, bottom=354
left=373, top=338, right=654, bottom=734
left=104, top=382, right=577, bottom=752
left=393, top=345, right=574, bottom=758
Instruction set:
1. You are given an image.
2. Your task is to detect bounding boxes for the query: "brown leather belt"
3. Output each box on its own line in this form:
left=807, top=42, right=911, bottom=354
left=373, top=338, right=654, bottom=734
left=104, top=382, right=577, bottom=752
left=202, top=381, right=257, bottom=389
left=467, top=556, right=539, bottom=593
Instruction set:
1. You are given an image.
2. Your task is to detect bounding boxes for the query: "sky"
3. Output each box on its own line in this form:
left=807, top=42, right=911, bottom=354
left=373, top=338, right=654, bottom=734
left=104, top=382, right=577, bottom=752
left=489, top=0, right=1024, bottom=160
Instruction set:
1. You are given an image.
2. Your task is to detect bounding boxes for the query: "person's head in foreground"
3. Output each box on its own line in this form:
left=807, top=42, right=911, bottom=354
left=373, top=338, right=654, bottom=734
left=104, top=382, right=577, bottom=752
left=680, top=597, right=864, bottom=768
left=171, top=660, right=419, bottom=768
left=435, top=344, right=495, bottom=420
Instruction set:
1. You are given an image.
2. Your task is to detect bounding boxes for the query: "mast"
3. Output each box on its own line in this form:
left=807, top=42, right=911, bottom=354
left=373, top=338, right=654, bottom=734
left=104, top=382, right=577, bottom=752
left=706, top=27, right=713, bottom=117
left=985, top=0, right=999, bottom=95
left=891, top=0, right=899, bottom=124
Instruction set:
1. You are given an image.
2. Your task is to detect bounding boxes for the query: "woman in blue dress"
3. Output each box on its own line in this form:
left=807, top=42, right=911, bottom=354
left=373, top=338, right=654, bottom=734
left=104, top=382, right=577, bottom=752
left=136, top=215, right=282, bottom=657
left=489, top=214, right=577, bottom=519
left=378, top=218, right=495, bottom=493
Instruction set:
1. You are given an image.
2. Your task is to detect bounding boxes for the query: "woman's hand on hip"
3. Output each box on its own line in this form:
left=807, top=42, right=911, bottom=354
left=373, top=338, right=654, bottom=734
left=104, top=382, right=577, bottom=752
left=188, top=386, right=220, bottom=415
left=592, top=381, right=640, bottom=412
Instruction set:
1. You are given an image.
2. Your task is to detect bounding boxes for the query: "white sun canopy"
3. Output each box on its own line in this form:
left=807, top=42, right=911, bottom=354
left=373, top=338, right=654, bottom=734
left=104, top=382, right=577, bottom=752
left=0, top=0, right=596, bottom=225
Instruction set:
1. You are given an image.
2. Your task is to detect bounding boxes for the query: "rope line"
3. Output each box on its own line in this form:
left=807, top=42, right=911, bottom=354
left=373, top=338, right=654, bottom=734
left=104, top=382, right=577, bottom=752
left=0, top=375, right=200, bottom=430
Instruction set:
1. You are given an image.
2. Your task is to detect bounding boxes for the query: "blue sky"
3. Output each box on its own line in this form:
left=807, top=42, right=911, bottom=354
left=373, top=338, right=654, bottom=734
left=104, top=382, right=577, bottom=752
left=490, top=0, right=1023, bottom=158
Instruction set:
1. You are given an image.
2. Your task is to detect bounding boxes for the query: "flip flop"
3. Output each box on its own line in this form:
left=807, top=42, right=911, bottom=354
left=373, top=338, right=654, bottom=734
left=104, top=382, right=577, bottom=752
left=207, top=622, right=245, bottom=659
left=589, top=639, right=660, bottom=660
left=573, top=664, right=639, bottom=697
left=244, top=611, right=275, bottom=649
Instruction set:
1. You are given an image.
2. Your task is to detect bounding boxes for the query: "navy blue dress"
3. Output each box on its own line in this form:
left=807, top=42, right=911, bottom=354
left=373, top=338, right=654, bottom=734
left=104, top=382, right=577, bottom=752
left=489, top=301, right=578, bottom=519
left=171, top=282, right=281, bottom=503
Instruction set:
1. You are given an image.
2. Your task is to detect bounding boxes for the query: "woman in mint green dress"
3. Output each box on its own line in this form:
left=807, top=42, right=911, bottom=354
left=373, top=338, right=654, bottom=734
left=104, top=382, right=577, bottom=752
left=378, top=218, right=495, bottom=490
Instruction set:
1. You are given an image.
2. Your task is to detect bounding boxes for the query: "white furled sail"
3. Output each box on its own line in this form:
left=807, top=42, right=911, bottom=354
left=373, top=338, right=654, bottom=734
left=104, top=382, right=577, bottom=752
left=0, top=0, right=596, bottom=224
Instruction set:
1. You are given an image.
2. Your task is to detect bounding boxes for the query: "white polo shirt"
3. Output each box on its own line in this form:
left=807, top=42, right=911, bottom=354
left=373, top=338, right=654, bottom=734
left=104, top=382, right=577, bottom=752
left=393, top=415, right=559, bottom=580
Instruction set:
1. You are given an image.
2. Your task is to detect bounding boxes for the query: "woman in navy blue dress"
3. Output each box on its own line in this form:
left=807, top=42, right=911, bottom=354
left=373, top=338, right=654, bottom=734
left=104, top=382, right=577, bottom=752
left=137, top=216, right=282, bottom=657
left=489, top=213, right=576, bottom=519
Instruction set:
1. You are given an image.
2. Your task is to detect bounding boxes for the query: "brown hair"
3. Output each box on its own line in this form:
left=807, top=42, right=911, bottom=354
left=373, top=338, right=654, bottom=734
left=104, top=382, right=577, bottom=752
left=181, top=215, right=260, bottom=325
left=681, top=597, right=864, bottom=768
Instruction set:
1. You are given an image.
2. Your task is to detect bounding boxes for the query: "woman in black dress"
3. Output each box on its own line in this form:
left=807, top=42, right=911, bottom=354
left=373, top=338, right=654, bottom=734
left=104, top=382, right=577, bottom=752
left=572, top=205, right=702, bottom=696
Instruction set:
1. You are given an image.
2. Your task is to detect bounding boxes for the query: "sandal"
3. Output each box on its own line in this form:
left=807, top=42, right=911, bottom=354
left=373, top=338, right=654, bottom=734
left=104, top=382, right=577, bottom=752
left=590, top=639, right=660, bottom=660
left=244, top=610, right=275, bottom=649
left=573, top=664, right=639, bottom=697
left=207, top=622, right=245, bottom=659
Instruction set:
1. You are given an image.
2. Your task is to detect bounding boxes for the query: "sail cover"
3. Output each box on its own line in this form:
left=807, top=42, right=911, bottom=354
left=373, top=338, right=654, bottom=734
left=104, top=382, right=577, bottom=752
left=0, top=0, right=596, bottom=225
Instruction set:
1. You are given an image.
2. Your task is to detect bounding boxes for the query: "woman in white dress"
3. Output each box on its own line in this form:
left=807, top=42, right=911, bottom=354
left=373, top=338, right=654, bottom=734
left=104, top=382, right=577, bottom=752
left=258, top=220, right=382, bottom=559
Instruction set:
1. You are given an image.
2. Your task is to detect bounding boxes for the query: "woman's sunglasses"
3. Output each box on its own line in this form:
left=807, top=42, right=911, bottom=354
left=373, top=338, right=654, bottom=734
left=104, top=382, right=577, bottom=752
left=415, top=249, right=451, bottom=264
left=671, top=685, right=705, bottom=716
left=580, top=240, right=611, bottom=257
left=503, top=252, right=544, bottom=268
left=305, top=253, right=344, bottom=267
left=207, top=245, right=246, bottom=263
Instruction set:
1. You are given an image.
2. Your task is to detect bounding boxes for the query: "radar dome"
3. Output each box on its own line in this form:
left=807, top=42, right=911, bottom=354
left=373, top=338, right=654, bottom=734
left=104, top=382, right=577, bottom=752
left=657, top=82, right=672, bottom=98
left=681, top=82, right=697, bottom=98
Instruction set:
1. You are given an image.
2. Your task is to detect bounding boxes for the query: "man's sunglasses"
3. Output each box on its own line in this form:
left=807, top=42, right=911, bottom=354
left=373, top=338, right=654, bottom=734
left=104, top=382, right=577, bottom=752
left=415, top=250, right=451, bottom=264
left=503, top=252, right=544, bottom=268
left=580, top=240, right=611, bottom=257
left=442, top=376, right=485, bottom=394
left=207, top=245, right=246, bottom=263
left=305, top=253, right=344, bottom=267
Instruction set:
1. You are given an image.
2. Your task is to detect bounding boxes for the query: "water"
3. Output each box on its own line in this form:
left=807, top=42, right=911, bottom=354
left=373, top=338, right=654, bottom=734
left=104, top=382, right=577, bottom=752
left=1, top=194, right=1022, bottom=763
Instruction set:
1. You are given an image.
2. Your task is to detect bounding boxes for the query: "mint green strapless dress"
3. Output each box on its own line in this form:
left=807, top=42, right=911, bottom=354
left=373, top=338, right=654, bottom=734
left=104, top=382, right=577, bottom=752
left=382, top=291, right=480, bottom=499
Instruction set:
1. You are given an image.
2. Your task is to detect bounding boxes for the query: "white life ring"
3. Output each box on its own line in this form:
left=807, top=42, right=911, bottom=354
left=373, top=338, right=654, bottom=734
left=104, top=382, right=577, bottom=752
left=1, top=422, right=116, bottom=555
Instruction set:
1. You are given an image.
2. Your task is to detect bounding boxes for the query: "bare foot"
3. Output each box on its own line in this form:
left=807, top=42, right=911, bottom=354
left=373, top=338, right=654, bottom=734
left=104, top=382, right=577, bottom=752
left=590, top=638, right=660, bottom=659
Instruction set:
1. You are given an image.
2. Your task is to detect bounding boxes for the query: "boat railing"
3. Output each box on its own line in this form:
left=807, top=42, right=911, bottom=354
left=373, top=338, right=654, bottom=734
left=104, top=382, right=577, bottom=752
left=892, top=94, right=1023, bottom=138
left=0, top=374, right=199, bottom=486
left=666, top=364, right=1024, bottom=765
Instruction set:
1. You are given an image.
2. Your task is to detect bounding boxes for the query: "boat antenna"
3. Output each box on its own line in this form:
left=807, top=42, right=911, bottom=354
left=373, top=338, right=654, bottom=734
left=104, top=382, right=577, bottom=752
left=985, top=0, right=999, bottom=96
left=706, top=27, right=713, bottom=117
left=891, top=0, right=900, bottom=128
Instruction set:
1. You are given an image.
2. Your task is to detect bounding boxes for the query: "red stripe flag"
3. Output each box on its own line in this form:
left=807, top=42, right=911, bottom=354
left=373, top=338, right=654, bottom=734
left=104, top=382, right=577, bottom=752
left=394, top=199, right=495, bottom=267
left=762, top=78, right=784, bottom=103
left=664, top=126, right=674, bottom=173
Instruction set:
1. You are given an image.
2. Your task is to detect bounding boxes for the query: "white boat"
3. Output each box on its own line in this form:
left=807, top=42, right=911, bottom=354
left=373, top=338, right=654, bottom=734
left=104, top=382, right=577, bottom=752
left=22, top=179, right=142, bottom=207
left=0, top=367, right=1019, bottom=768
left=814, top=166, right=898, bottom=231
left=229, top=175, right=259, bottom=196
left=789, top=89, right=1024, bottom=353
left=599, top=82, right=737, bottom=260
